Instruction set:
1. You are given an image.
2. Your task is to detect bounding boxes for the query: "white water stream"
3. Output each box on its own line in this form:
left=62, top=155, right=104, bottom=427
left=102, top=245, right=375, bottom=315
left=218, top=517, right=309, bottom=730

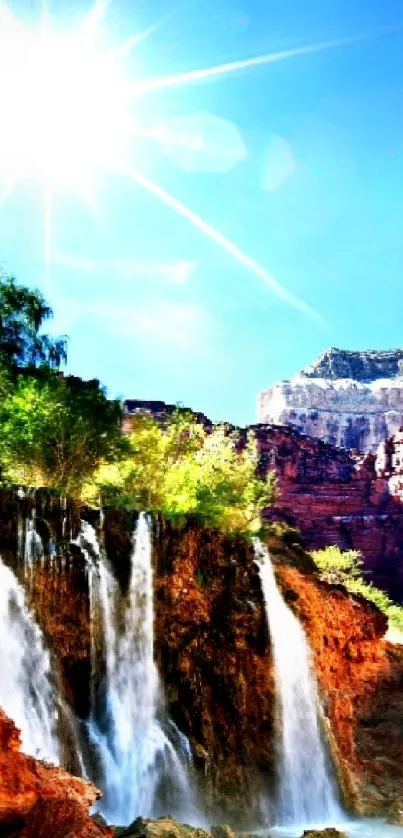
left=78, top=514, right=198, bottom=826
left=254, top=539, right=343, bottom=827
left=0, top=555, right=60, bottom=763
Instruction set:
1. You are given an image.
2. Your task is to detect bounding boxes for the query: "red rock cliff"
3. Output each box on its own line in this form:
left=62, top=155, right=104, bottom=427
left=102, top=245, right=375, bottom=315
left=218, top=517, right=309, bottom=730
left=251, top=423, right=403, bottom=600
left=3, top=497, right=403, bottom=824
left=153, top=521, right=403, bottom=821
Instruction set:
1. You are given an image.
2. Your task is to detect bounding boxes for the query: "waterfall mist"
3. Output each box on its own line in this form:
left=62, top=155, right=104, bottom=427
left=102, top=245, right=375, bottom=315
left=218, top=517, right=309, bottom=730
left=254, top=539, right=343, bottom=827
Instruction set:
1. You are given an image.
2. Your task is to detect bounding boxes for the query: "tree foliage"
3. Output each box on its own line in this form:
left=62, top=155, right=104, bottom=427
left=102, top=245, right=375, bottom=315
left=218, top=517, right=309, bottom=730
left=0, top=274, right=67, bottom=373
left=0, top=374, right=123, bottom=494
left=0, top=274, right=275, bottom=533
left=311, top=545, right=403, bottom=632
left=82, top=412, right=276, bottom=535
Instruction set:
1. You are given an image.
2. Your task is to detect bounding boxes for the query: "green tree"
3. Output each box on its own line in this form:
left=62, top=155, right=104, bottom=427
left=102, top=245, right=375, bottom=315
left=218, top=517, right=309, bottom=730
left=0, top=374, right=123, bottom=494
left=83, top=413, right=276, bottom=536
left=0, top=274, right=67, bottom=374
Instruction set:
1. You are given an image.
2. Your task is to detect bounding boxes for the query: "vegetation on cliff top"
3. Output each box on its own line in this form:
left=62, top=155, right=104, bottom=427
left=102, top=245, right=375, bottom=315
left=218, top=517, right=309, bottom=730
left=311, top=545, right=403, bottom=632
left=0, top=275, right=275, bottom=535
left=82, top=411, right=276, bottom=534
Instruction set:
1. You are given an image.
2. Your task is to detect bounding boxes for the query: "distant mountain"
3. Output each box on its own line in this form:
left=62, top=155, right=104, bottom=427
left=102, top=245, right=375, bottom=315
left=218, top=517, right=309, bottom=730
left=258, top=347, right=403, bottom=453
left=301, top=347, right=403, bottom=383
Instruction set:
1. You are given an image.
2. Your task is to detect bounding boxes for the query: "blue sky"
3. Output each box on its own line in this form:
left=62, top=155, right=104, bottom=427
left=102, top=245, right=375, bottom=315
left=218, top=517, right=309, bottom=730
left=1, top=0, right=403, bottom=424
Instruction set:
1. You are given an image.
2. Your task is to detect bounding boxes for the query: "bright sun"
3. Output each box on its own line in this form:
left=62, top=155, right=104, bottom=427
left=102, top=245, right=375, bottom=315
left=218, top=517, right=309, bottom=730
left=0, top=7, right=133, bottom=193
left=0, top=0, right=369, bottom=320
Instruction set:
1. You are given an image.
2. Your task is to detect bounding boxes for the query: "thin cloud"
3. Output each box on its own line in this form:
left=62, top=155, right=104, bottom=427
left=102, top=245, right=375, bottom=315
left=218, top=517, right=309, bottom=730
left=91, top=298, right=214, bottom=351
left=53, top=251, right=101, bottom=272
left=52, top=252, right=196, bottom=285
left=115, top=258, right=196, bottom=285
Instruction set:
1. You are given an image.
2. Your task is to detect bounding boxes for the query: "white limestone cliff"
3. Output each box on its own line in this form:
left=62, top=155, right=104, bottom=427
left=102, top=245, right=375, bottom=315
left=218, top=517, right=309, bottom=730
left=258, top=348, right=403, bottom=453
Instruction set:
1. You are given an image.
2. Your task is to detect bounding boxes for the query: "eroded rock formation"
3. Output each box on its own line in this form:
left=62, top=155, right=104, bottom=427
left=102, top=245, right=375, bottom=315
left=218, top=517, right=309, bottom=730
left=258, top=347, right=403, bottom=453
left=0, top=708, right=110, bottom=837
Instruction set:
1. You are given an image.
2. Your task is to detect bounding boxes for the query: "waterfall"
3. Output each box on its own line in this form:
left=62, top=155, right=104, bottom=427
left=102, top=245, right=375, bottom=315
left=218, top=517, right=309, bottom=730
left=254, top=540, right=342, bottom=827
left=0, top=556, right=60, bottom=764
left=78, top=514, right=198, bottom=827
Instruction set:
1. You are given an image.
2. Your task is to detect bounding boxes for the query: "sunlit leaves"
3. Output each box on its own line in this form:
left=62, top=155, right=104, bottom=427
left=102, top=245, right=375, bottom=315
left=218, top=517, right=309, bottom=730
left=0, top=374, right=123, bottom=494
left=83, top=412, right=276, bottom=536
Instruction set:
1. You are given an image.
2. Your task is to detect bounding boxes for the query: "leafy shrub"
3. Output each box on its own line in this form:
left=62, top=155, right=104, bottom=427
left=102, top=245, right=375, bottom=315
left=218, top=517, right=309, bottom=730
left=83, top=412, right=276, bottom=536
left=311, top=545, right=403, bottom=632
left=0, top=374, right=123, bottom=496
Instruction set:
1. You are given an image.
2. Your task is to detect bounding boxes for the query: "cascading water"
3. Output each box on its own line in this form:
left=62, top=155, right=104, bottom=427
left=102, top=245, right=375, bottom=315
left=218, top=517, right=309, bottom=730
left=78, top=514, right=198, bottom=827
left=0, top=556, right=60, bottom=764
left=254, top=539, right=343, bottom=827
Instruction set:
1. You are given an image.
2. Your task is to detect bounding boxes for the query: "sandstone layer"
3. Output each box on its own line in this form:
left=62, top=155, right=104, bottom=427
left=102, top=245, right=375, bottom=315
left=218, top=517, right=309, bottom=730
left=258, top=347, right=403, bottom=453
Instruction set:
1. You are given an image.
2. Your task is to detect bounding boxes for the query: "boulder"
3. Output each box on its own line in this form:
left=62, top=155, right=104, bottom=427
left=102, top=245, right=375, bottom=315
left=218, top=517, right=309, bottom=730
left=301, top=830, right=349, bottom=838
left=115, top=816, right=209, bottom=838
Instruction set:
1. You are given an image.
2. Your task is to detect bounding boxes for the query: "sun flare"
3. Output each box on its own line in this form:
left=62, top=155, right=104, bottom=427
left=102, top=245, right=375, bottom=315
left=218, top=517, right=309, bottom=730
left=0, top=0, right=375, bottom=319
left=0, top=9, right=133, bottom=192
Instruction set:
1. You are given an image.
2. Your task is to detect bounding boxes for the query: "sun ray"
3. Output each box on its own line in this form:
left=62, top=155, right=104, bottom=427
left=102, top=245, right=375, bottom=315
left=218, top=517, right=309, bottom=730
left=78, top=0, right=109, bottom=40
left=116, top=162, right=327, bottom=325
left=40, top=0, right=49, bottom=26
left=0, top=0, right=13, bottom=24
left=43, top=182, right=53, bottom=293
left=0, top=176, right=20, bottom=213
left=131, top=32, right=374, bottom=95
left=115, top=4, right=188, bottom=57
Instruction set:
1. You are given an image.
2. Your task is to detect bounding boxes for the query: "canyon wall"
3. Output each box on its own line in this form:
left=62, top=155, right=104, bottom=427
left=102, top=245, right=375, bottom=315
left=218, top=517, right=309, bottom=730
left=247, top=423, right=403, bottom=600
left=257, top=348, right=403, bottom=453
left=123, top=396, right=403, bottom=599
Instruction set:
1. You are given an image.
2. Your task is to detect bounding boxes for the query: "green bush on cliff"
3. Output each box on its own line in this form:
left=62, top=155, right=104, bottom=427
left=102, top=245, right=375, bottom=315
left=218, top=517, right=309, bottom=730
left=311, top=545, right=403, bottom=632
left=82, top=412, right=276, bottom=536
left=0, top=374, right=124, bottom=495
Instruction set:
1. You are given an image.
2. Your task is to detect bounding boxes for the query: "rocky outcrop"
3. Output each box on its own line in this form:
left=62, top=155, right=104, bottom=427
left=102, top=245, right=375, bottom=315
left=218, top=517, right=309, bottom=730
left=0, top=708, right=110, bottom=837
left=257, top=347, right=403, bottom=453
left=115, top=816, right=210, bottom=838
left=301, top=348, right=403, bottom=382
left=301, top=831, right=348, bottom=838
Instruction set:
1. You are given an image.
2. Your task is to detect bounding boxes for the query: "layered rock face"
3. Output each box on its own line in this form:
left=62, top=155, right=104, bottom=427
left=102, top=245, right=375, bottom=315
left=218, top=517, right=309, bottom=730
left=258, top=348, right=403, bottom=453
left=251, top=423, right=403, bottom=599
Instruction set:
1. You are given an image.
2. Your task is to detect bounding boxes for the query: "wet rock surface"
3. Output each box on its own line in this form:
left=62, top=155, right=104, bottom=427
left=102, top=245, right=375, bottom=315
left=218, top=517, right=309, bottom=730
left=114, top=816, right=209, bottom=838
left=300, top=830, right=349, bottom=838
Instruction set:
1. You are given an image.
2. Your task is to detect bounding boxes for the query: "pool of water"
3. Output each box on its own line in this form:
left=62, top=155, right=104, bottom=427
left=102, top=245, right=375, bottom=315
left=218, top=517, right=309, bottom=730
left=265, top=819, right=403, bottom=837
